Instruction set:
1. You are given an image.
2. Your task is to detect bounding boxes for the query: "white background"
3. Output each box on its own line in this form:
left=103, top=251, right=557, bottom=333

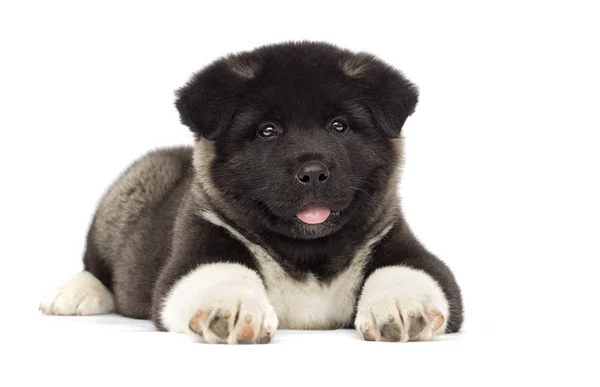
left=1, top=1, right=598, bottom=385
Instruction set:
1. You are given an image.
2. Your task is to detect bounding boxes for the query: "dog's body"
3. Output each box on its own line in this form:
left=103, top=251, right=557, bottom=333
left=41, top=42, right=463, bottom=343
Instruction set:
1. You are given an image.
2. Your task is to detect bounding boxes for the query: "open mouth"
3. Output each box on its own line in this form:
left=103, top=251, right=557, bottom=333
left=255, top=198, right=350, bottom=230
left=294, top=203, right=340, bottom=225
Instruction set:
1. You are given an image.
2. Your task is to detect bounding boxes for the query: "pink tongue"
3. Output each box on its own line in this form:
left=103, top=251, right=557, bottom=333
left=296, top=204, right=331, bottom=224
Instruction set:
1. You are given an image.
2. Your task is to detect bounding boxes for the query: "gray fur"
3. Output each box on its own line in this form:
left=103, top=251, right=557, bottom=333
left=93, top=147, right=192, bottom=258
left=86, top=146, right=194, bottom=318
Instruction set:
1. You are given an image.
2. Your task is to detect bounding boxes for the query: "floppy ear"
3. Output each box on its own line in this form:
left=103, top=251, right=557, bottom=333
left=342, top=53, right=419, bottom=138
left=175, top=55, right=259, bottom=140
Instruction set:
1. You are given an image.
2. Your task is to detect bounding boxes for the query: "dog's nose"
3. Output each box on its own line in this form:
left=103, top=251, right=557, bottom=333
left=296, top=161, right=330, bottom=187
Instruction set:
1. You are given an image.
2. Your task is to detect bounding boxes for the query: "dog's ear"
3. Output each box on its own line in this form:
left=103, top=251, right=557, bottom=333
left=175, top=54, right=260, bottom=140
left=341, top=53, right=419, bottom=138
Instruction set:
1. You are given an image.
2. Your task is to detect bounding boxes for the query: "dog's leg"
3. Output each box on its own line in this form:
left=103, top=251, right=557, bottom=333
left=39, top=271, right=115, bottom=316
left=150, top=209, right=278, bottom=344
left=356, top=266, right=449, bottom=341
left=355, top=222, right=463, bottom=342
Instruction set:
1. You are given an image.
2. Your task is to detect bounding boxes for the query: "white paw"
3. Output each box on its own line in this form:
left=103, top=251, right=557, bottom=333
left=161, top=263, right=278, bottom=344
left=355, top=266, right=450, bottom=342
left=355, top=298, right=445, bottom=342
left=39, top=271, right=115, bottom=316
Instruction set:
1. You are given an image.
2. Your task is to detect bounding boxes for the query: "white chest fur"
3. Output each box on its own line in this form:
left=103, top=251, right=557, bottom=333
left=264, top=267, right=361, bottom=329
left=200, top=211, right=391, bottom=329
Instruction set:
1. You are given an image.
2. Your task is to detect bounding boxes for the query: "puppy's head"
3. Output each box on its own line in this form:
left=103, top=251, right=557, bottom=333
left=176, top=42, right=418, bottom=240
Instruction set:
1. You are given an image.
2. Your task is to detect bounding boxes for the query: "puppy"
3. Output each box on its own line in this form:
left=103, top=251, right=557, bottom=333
left=41, top=41, right=463, bottom=344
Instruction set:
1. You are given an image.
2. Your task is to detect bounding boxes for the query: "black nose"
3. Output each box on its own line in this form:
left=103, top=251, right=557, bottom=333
left=296, top=161, right=330, bottom=187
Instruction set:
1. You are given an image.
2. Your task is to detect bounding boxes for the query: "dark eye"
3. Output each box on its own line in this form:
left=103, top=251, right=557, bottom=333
left=257, top=124, right=277, bottom=138
left=330, top=120, right=349, bottom=133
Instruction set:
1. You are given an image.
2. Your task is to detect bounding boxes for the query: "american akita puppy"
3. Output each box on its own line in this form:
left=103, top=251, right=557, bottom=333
left=41, top=41, right=463, bottom=344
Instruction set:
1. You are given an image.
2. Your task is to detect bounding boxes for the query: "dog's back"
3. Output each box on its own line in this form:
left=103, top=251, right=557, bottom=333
left=84, top=146, right=193, bottom=317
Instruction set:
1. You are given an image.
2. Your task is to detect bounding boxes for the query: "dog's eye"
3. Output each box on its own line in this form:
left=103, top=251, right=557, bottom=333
left=330, top=120, right=349, bottom=133
left=257, top=125, right=277, bottom=138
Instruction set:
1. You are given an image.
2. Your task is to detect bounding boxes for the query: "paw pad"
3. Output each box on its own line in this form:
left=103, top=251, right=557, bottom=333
left=187, top=303, right=277, bottom=344
left=356, top=300, right=445, bottom=342
left=209, top=315, right=230, bottom=339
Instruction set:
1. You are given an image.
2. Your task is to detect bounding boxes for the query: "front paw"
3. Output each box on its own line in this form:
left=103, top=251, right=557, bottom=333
left=160, top=263, right=278, bottom=344
left=187, top=296, right=278, bottom=344
left=355, top=298, right=445, bottom=342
